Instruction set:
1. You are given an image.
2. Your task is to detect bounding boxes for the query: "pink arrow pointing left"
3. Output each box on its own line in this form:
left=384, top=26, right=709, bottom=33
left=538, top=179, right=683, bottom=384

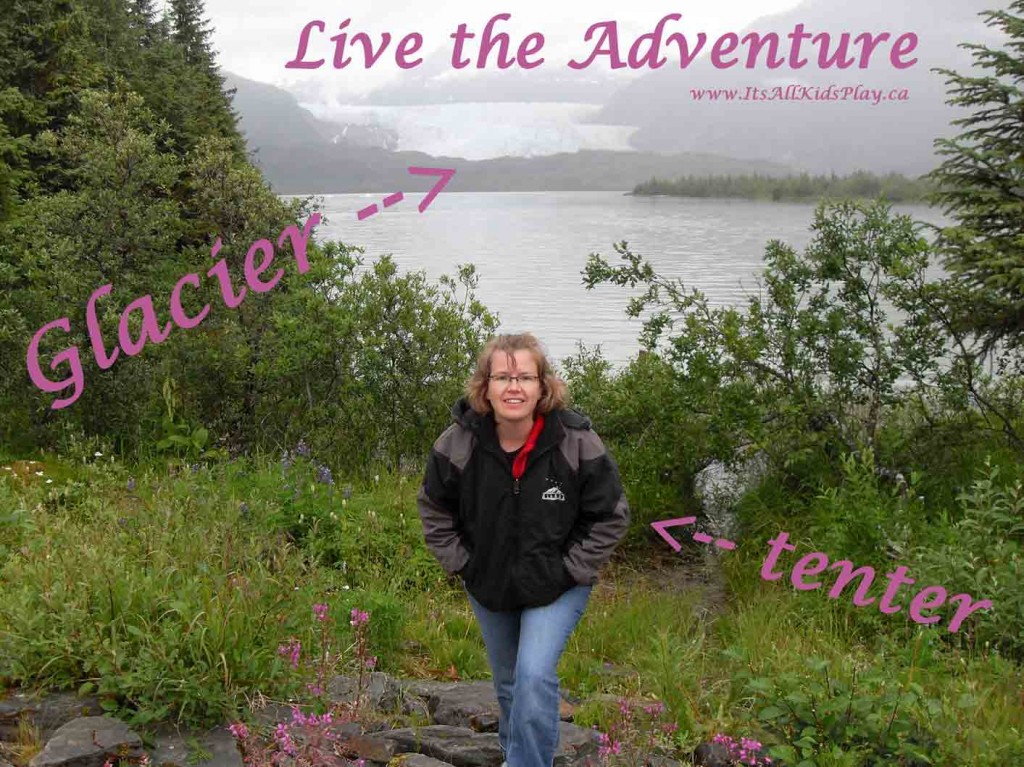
left=408, top=166, right=456, bottom=213
left=651, top=516, right=737, bottom=552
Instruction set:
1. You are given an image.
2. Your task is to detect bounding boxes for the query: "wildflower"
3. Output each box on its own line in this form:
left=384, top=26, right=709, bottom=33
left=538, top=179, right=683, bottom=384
left=34, top=471, right=43, bottom=476
left=228, top=722, right=249, bottom=740
left=295, top=440, right=311, bottom=458
left=315, top=463, right=334, bottom=486
left=350, top=608, right=369, bottom=626
left=365, top=656, right=377, bottom=670
left=273, top=723, right=297, bottom=757
left=127, top=477, right=136, bottom=491
left=46, top=479, right=53, bottom=484
left=277, top=639, right=301, bottom=669
left=94, top=452, right=103, bottom=457
left=239, top=502, right=250, bottom=519
left=306, top=683, right=323, bottom=696
left=313, top=603, right=329, bottom=622
left=643, top=701, right=665, bottom=716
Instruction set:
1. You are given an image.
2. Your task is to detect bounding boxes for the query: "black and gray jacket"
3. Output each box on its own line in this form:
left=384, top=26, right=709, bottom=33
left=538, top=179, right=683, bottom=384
left=417, top=398, right=630, bottom=611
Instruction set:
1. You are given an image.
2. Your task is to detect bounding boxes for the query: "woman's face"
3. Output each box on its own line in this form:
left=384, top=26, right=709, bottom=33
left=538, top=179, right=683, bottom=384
left=486, top=349, right=543, bottom=424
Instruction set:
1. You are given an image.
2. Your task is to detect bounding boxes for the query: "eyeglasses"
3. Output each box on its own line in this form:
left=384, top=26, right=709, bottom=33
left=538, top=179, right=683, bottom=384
left=489, top=374, right=540, bottom=387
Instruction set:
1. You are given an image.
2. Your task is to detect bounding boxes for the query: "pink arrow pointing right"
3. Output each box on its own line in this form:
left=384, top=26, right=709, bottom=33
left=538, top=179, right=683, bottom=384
left=408, top=166, right=456, bottom=213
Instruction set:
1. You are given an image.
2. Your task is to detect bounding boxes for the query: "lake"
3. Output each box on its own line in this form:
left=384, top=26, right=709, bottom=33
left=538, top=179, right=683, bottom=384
left=301, top=192, right=947, bottom=366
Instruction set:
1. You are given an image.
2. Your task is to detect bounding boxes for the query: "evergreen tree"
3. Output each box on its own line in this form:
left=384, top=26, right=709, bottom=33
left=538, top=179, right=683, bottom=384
left=928, top=1, right=1024, bottom=348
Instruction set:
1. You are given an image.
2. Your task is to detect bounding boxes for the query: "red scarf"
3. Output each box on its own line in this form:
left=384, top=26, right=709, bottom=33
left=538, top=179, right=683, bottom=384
left=511, top=414, right=545, bottom=480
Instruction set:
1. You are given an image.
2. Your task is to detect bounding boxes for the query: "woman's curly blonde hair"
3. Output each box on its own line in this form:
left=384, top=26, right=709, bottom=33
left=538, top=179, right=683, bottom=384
left=465, top=333, right=568, bottom=415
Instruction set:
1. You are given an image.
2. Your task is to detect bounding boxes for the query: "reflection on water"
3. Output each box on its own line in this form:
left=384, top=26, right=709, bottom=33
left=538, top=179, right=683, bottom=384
left=294, top=192, right=946, bottom=366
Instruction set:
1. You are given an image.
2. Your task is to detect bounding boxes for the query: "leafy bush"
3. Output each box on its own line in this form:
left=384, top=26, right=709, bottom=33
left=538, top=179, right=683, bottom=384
left=914, top=462, right=1024, bottom=659
left=742, top=657, right=939, bottom=767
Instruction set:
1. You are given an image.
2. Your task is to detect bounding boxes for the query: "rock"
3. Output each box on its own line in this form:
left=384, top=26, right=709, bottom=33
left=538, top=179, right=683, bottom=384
left=389, top=755, right=455, bottom=767
left=555, top=722, right=598, bottom=754
left=378, top=726, right=502, bottom=767
left=340, top=733, right=400, bottom=763
left=148, top=727, right=242, bottom=767
left=328, top=675, right=403, bottom=713
left=692, top=742, right=731, bottom=767
left=427, top=683, right=499, bottom=732
left=646, top=757, right=682, bottom=767
left=0, top=692, right=104, bottom=741
left=247, top=703, right=298, bottom=730
left=396, top=680, right=574, bottom=730
left=28, top=716, right=143, bottom=767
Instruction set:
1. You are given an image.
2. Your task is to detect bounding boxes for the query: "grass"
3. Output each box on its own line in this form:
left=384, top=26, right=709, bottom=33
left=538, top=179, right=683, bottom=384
left=1, top=451, right=1022, bottom=765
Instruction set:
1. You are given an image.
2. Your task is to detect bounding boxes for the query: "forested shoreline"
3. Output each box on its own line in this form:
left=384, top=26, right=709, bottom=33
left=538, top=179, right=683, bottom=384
left=632, top=171, right=931, bottom=202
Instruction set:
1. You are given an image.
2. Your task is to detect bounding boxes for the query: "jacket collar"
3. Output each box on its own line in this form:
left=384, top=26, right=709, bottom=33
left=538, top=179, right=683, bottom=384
left=451, top=397, right=567, bottom=456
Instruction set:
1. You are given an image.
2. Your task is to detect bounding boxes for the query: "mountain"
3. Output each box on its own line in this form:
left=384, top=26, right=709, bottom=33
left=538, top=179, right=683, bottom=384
left=249, top=145, right=793, bottom=194
left=224, top=72, right=397, bottom=151
left=228, top=74, right=794, bottom=192
left=592, top=0, right=1000, bottom=174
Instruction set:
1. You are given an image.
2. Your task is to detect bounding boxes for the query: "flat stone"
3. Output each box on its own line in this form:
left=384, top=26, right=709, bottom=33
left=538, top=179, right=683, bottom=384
left=389, top=755, right=455, bottom=767
left=341, top=734, right=399, bottom=763
left=428, top=683, right=499, bottom=732
left=0, top=692, right=103, bottom=741
left=148, top=727, right=242, bottom=767
left=28, top=716, right=143, bottom=767
left=378, top=726, right=502, bottom=767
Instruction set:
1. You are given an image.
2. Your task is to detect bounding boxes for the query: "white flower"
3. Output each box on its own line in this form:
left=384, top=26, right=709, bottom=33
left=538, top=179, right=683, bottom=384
left=94, top=452, right=103, bottom=457
left=342, top=585, right=350, bottom=590
left=46, top=479, right=53, bottom=484
left=34, top=471, right=43, bottom=477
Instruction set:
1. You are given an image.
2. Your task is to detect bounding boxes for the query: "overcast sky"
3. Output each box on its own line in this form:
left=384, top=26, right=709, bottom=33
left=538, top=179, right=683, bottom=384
left=201, top=0, right=810, bottom=96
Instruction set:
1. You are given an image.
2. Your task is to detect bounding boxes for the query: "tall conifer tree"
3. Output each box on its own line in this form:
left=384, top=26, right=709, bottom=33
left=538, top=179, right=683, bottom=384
left=928, top=1, right=1024, bottom=348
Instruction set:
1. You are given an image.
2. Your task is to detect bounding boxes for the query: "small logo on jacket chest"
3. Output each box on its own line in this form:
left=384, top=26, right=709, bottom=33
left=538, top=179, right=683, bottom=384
left=541, top=479, right=566, bottom=502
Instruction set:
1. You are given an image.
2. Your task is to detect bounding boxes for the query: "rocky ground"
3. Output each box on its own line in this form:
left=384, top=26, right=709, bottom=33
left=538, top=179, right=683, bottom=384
left=0, top=672, right=736, bottom=767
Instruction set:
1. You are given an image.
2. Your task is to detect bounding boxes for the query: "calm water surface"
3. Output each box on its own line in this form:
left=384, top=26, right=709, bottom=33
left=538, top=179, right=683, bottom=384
left=299, top=192, right=946, bottom=366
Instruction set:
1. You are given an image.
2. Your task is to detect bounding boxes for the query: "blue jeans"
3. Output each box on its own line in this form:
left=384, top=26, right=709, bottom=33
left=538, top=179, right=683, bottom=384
left=466, top=585, right=593, bottom=767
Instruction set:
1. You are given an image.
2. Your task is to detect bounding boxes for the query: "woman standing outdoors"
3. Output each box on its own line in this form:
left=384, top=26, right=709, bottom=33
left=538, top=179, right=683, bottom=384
left=417, top=333, right=630, bottom=767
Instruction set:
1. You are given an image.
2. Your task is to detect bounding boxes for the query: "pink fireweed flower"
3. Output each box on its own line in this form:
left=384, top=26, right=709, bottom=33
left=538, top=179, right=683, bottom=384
left=365, top=655, right=377, bottom=670
left=313, top=603, right=329, bottom=622
left=643, top=701, right=666, bottom=716
left=350, top=608, right=370, bottom=626
left=228, top=722, right=250, bottom=740
left=277, top=639, right=302, bottom=669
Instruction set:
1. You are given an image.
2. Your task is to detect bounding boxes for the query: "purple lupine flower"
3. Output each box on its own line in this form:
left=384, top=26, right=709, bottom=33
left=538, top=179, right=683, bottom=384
left=295, top=440, right=311, bottom=458
left=127, top=477, right=136, bottom=492
left=314, top=463, right=334, bottom=486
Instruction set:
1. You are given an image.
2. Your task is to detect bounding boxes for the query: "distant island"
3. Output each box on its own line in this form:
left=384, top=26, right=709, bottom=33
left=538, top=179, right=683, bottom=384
left=632, top=171, right=932, bottom=202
